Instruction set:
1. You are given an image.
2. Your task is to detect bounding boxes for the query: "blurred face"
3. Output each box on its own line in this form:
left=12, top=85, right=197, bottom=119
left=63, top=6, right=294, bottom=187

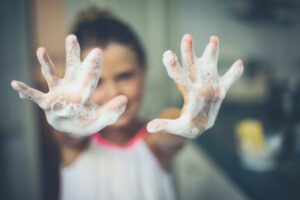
left=82, top=43, right=145, bottom=129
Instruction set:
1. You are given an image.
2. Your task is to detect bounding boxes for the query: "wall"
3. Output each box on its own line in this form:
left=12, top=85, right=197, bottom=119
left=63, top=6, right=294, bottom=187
left=65, top=0, right=300, bottom=119
left=0, top=0, right=41, bottom=199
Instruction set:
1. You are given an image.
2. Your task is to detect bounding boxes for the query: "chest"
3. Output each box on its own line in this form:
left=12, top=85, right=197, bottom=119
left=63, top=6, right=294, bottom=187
left=60, top=141, right=176, bottom=200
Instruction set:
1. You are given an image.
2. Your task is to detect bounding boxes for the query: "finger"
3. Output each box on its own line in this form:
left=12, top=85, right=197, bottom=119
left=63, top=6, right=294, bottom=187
left=181, top=34, right=195, bottom=71
left=163, top=50, right=191, bottom=87
left=11, top=80, right=47, bottom=109
left=147, top=118, right=174, bottom=133
left=65, top=35, right=81, bottom=81
left=220, top=59, right=244, bottom=92
left=80, top=48, right=103, bottom=104
left=201, top=35, right=219, bottom=64
left=96, top=95, right=128, bottom=126
left=101, top=95, right=128, bottom=114
left=147, top=118, right=201, bottom=139
left=36, top=47, right=60, bottom=88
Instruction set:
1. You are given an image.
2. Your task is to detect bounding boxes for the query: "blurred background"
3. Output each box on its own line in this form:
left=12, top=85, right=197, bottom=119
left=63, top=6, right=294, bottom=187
left=1, top=0, right=300, bottom=199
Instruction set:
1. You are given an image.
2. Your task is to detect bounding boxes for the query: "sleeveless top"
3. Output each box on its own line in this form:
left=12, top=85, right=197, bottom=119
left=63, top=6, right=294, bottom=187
left=60, top=126, right=176, bottom=200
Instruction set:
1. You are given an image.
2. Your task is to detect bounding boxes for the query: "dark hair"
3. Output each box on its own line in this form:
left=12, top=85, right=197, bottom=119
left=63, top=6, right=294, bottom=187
left=72, top=8, right=146, bottom=69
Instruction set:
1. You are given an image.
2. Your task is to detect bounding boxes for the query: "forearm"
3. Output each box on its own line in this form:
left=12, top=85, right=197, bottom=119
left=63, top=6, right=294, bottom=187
left=51, top=130, right=90, bottom=166
left=145, top=132, right=187, bottom=171
left=145, top=107, right=188, bottom=170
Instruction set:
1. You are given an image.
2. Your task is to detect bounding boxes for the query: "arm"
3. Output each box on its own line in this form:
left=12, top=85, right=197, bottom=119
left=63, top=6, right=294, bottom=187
left=51, top=130, right=90, bottom=166
left=145, top=107, right=185, bottom=171
left=145, top=34, right=244, bottom=170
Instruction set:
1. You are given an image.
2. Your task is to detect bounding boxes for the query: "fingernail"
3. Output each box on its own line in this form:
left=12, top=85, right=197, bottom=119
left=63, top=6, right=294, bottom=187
left=11, top=80, right=19, bottom=89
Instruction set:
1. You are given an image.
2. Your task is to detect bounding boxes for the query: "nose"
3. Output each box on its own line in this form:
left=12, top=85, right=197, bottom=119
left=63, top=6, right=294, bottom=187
left=106, top=81, right=120, bottom=99
left=92, top=80, right=121, bottom=105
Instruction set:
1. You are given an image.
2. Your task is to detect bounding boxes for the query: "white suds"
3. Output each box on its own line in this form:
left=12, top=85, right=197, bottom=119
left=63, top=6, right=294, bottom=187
left=147, top=35, right=243, bottom=139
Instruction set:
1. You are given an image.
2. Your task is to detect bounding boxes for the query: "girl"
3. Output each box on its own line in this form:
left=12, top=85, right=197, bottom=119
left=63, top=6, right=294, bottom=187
left=11, top=9, right=243, bottom=200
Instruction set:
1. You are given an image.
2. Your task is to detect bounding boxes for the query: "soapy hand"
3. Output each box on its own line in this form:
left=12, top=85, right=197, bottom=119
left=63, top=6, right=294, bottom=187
left=11, top=35, right=127, bottom=137
left=147, top=34, right=244, bottom=139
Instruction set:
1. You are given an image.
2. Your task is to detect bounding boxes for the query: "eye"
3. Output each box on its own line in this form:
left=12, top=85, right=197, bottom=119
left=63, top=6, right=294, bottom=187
left=116, top=71, right=136, bottom=81
left=97, top=78, right=103, bottom=86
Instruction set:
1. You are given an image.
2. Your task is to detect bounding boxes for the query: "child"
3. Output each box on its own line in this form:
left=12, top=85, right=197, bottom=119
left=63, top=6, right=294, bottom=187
left=11, top=9, right=243, bottom=200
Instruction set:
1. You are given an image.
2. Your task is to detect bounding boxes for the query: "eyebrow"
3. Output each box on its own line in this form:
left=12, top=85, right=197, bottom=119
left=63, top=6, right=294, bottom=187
left=115, top=70, right=136, bottom=80
left=97, top=69, right=138, bottom=85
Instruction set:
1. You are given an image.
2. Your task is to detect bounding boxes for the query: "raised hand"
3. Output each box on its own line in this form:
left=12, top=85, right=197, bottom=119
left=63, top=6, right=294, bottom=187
left=147, top=34, right=244, bottom=139
left=11, top=35, right=127, bottom=137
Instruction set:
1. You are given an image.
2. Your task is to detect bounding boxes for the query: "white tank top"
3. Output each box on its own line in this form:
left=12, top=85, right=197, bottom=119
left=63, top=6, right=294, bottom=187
left=60, top=127, right=176, bottom=200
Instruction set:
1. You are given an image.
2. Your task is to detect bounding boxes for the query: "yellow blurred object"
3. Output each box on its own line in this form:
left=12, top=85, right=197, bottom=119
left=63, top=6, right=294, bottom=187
left=236, top=119, right=266, bottom=150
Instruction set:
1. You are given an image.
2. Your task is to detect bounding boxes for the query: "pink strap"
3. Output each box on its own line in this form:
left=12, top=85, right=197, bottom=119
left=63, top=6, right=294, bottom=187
left=91, top=126, right=147, bottom=149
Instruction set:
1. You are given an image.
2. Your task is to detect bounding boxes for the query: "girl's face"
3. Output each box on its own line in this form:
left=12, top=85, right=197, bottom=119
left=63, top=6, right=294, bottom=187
left=82, top=43, right=145, bottom=129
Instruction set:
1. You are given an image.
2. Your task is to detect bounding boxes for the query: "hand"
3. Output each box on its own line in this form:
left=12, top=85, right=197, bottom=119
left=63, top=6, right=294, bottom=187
left=11, top=35, right=127, bottom=137
left=147, top=34, right=244, bottom=139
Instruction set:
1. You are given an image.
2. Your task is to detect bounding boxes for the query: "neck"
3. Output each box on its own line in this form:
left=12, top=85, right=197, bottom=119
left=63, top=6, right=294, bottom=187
left=100, top=118, right=144, bottom=145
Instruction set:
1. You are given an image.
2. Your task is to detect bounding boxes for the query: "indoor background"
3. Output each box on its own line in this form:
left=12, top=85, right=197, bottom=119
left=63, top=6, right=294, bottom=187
left=1, top=0, right=300, bottom=200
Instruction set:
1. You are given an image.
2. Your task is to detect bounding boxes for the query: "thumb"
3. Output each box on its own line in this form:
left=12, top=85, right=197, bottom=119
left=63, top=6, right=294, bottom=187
left=147, top=117, right=201, bottom=139
left=147, top=118, right=174, bottom=133
left=96, top=95, right=128, bottom=127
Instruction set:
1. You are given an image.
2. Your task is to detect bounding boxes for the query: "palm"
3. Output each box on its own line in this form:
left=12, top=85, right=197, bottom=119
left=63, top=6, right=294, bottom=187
left=147, top=34, right=244, bottom=139
left=11, top=35, right=127, bottom=136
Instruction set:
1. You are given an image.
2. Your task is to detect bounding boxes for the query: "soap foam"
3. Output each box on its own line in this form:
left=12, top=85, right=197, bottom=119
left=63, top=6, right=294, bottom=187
left=12, top=35, right=126, bottom=137
left=45, top=94, right=126, bottom=136
left=147, top=35, right=243, bottom=139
